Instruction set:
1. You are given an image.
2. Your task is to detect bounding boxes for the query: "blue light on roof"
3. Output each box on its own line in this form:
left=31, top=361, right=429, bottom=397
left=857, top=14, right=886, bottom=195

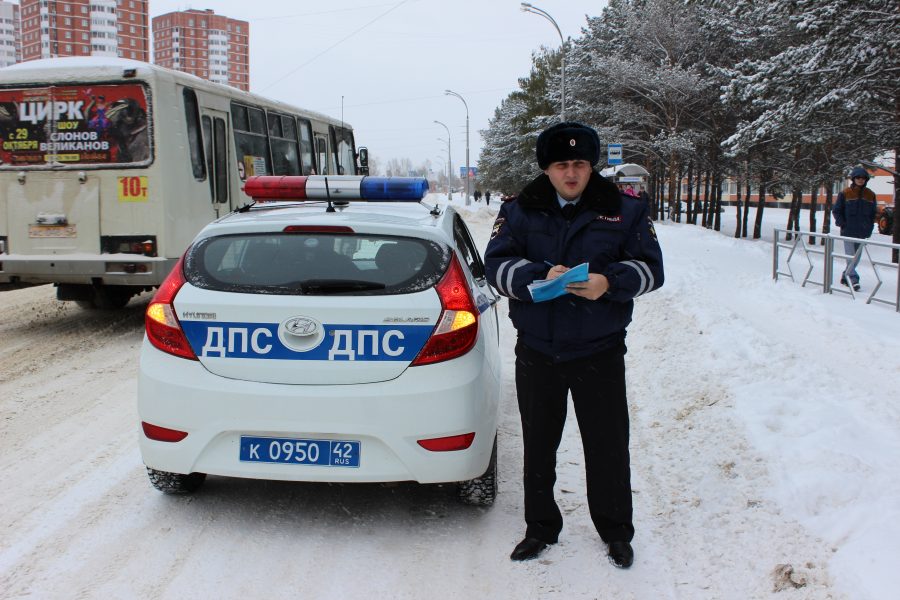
left=361, top=177, right=429, bottom=201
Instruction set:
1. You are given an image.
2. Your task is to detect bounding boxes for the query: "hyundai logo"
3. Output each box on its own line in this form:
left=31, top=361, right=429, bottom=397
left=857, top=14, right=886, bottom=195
left=284, top=316, right=318, bottom=336
left=279, top=316, right=324, bottom=353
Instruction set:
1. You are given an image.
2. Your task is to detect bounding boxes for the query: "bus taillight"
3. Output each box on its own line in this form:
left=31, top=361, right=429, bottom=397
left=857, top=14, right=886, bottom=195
left=101, top=235, right=157, bottom=257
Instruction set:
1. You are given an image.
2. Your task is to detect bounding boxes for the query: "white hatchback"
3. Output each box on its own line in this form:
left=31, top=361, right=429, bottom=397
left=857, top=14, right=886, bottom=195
left=138, top=176, right=502, bottom=505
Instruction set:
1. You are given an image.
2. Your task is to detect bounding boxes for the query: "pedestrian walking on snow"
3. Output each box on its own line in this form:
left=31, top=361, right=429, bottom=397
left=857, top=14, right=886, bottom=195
left=484, top=122, right=665, bottom=569
left=833, top=166, right=877, bottom=291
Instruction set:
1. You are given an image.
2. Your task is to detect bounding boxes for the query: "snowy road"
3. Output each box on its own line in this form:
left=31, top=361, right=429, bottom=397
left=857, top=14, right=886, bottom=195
left=3, top=203, right=895, bottom=599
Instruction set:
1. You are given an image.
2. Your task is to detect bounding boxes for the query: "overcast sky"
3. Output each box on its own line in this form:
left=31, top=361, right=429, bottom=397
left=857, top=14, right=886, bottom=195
left=149, top=0, right=609, bottom=173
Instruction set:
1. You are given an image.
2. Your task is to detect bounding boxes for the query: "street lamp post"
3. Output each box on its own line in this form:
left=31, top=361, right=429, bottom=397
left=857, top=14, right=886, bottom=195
left=444, top=89, right=470, bottom=206
left=434, top=120, right=452, bottom=201
left=521, top=2, right=565, bottom=121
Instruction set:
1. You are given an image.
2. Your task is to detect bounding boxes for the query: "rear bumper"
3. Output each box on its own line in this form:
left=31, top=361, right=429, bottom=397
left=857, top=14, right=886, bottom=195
left=137, top=339, right=501, bottom=484
left=0, top=254, right=176, bottom=285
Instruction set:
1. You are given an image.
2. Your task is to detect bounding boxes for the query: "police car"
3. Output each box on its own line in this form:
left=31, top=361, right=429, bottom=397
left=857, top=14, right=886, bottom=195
left=137, top=175, right=501, bottom=505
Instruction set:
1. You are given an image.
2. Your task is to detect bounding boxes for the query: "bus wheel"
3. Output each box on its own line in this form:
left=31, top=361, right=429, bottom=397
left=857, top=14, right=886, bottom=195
left=75, top=286, right=133, bottom=309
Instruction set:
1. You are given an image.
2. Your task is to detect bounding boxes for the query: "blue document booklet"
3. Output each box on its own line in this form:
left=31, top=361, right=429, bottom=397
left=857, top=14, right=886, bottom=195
left=527, top=262, right=589, bottom=302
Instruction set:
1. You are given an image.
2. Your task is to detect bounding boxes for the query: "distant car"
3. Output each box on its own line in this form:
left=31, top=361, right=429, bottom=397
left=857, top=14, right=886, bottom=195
left=138, top=175, right=502, bottom=506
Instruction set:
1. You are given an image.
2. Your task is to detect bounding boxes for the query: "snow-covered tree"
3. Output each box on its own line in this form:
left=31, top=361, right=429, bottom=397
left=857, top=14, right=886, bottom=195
left=477, top=50, right=561, bottom=194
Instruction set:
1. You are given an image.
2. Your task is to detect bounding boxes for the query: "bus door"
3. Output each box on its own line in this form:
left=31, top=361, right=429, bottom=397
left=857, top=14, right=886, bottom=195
left=200, top=110, right=231, bottom=209
left=6, top=172, right=102, bottom=257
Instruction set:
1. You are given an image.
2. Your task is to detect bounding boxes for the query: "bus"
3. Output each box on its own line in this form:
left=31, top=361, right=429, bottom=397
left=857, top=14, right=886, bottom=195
left=0, top=57, right=367, bottom=308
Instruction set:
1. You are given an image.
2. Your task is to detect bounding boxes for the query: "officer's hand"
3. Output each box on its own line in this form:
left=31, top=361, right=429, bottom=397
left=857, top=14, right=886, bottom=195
left=545, top=265, right=570, bottom=280
left=566, top=273, right=609, bottom=300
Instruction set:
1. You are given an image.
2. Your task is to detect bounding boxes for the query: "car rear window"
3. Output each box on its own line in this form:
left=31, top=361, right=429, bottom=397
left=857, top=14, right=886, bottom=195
left=184, top=232, right=450, bottom=295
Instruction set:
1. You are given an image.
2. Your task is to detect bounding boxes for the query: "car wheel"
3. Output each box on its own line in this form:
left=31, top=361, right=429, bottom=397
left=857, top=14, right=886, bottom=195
left=146, top=467, right=206, bottom=494
left=457, top=434, right=497, bottom=507
left=878, top=214, right=892, bottom=235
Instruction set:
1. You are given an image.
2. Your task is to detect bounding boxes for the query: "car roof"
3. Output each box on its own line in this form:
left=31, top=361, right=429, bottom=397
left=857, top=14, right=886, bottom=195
left=196, top=201, right=457, bottom=245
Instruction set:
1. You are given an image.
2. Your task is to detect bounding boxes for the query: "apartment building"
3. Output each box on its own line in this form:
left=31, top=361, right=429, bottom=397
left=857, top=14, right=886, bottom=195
left=152, top=9, right=249, bottom=91
left=0, top=1, right=20, bottom=67
left=18, top=0, right=148, bottom=61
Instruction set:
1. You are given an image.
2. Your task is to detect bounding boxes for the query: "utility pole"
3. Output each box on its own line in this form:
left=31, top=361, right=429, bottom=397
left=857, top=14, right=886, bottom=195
left=445, top=89, right=470, bottom=206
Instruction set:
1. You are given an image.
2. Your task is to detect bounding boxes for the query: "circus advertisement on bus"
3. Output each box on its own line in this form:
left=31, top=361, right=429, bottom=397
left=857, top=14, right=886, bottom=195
left=0, top=83, right=150, bottom=167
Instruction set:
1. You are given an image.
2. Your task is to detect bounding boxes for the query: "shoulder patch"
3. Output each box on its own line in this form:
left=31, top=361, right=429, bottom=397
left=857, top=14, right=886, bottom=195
left=490, top=217, right=506, bottom=240
left=647, top=216, right=657, bottom=241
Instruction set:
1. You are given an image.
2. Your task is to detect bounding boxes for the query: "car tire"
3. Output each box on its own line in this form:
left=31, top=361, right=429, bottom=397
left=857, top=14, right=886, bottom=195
left=457, top=434, right=497, bottom=507
left=146, top=467, right=206, bottom=494
left=878, top=214, right=892, bottom=235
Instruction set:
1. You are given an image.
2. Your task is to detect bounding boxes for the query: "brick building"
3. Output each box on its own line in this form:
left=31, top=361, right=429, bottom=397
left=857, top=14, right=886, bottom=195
left=152, top=9, right=249, bottom=91
left=18, top=0, right=148, bottom=62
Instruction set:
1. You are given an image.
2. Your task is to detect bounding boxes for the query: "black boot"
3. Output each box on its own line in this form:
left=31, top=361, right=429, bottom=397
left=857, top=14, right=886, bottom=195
left=607, top=541, right=634, bottom=569
left=510, top=537, right=549, bottom=561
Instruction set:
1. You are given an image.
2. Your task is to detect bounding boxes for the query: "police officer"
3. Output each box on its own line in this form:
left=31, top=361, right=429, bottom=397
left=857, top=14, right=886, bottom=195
left=485, top=122, right=664, bottom=569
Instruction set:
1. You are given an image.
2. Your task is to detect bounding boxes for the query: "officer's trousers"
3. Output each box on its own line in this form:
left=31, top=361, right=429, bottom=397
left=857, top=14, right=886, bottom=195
left=514, top=340, right=634, bottom=544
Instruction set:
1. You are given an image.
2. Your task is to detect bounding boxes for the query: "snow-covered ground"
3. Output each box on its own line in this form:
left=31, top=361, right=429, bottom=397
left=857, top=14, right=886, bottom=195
left=1, top=196, right=897, bottom=599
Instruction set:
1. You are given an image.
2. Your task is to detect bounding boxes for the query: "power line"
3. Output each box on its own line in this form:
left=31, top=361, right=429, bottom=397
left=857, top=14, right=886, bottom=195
left=259, top=0, right=413, bottom=93
left=310, top=86, right=514, bottom=113
left=249, top=3, right=401, bottom=22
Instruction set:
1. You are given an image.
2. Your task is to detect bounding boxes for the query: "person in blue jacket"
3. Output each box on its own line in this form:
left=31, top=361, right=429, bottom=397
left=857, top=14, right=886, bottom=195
left=833, top=166, right=877, bottom=291
left=485, top=122, right=664, bottom=569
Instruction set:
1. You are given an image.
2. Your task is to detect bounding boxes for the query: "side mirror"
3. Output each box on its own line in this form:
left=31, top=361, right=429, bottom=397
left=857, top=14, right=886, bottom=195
left=357, top=147, right=369, bottom=176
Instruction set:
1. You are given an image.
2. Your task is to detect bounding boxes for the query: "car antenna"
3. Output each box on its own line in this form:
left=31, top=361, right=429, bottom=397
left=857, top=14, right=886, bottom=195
left=324, top=176, right=336, bottom=212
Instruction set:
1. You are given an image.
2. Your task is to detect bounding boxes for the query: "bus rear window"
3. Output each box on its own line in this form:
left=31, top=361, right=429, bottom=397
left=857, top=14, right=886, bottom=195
left=0, top=83, right=151, bottom=168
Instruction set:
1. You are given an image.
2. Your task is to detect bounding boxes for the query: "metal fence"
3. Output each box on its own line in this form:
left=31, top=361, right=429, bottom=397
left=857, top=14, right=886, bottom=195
left=773, top=228, right=900, bottom=312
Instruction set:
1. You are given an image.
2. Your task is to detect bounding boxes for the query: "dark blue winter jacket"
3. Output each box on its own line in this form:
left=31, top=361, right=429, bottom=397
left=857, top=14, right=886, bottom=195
left=485, top=172, right=664, bottom=361
left=833, top=185, right=877, bottom=239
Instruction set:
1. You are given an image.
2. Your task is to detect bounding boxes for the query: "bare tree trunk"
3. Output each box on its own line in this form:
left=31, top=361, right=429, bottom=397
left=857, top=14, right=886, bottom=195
left=808, top=185, right=818, bottom=245
left=742, top=170, right=751, bottom=238
left=675, top=165, right=683, bottom=223
left=686, top=161, right=695, bottom=224
left=753, top=174, right=768, bottom=240
left=893, top=147, right=899, bottom=263
left=667, top=152, right=678, bottom=222
left=822, top=182, right=834, bottom=245
left=713, top=172, right=722, bottom=231
left=701, top=170, right=710, bottom=228
left=734, top=173, right=743, bottom=238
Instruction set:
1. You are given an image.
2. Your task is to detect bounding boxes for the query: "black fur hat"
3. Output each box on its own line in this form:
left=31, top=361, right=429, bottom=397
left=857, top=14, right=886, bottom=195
left=536, top=122, right=601, bottom=169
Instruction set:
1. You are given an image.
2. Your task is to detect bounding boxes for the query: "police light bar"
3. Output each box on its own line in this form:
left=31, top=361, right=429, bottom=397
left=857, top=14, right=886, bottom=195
left=243, top=175, right=429, bottom=202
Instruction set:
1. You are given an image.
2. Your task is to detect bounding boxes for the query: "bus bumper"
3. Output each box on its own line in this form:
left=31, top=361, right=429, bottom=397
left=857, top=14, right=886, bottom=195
left=0, top=254, right=177, bottom=286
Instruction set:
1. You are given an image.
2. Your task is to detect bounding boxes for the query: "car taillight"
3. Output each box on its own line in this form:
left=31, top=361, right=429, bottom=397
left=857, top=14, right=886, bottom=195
left=142, top=421, right=189, bottom=442
left=417, top=432, right=475, bottom=451
left=145, top=255, right=197, bottom=360
left=411, top=253, right=478, bottom=366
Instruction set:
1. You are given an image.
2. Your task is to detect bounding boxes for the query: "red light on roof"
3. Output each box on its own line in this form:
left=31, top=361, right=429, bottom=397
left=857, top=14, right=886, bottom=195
left=243, top=175, right=308, bottom=199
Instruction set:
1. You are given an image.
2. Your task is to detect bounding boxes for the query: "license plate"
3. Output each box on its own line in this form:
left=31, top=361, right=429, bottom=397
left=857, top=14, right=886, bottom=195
left=29, top=224, right=77, bottom=238
left=239, top=436, right=360, bottom=468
